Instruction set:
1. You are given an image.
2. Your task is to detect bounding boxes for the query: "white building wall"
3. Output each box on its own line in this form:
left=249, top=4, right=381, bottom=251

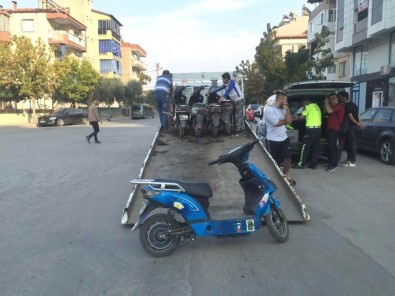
left=368, top=0, right=395, bottom=37
left=384, top=0, right=395, bottom=29
left=336, top=0, right=355, bottom=51
left=368, top=41, right=390, bottom=73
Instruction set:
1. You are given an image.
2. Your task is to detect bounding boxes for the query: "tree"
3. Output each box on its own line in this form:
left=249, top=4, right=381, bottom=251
left=137, top=72, right=151, bottom=85
left=124, top=80, right=143, bottom=106
left=284, top=46, right=314, bottom=83
left=254, top=24, right=286, bottom=97
left=94, top=78, right=125, bottom=107
left=6, top=36, right=54, bottom=122
left=310, top=25, right=334, bottom=80
left=53, top=56, right=100, bottom=106
left=235, top=60, right=265, bottom=104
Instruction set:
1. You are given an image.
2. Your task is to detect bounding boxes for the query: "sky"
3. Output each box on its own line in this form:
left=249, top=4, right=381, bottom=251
left=16, top=0, right=317, bottom=77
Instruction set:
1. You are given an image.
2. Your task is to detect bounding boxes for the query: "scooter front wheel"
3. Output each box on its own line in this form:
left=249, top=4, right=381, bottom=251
left=179, top=126, right=185, bottom=138
left=264, top=206, right=289, bottom=243
left=139, top=213, right=180, bottom=257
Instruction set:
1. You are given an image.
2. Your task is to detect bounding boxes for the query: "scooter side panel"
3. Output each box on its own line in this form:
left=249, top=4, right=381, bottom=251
left=149, top=192, right=209, bottom=221
left=191, top=218, right=259, bottom=236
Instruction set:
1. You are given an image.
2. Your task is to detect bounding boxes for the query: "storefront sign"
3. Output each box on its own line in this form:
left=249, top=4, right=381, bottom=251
left=358, top=0, right=368, bottom=13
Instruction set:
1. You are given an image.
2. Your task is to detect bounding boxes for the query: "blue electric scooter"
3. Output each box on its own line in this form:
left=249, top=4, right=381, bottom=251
left=131, top=138, right=289, bottom=257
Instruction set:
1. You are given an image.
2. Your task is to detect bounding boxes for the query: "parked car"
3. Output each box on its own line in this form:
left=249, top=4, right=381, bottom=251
left=37, top=108, right=88, bottom=127
left=253, top=105, right=264, bottom=123
left=355, top=106, right=395, bottom=164
left=131, top=104, right=155, bottom=119
left=245, top=104, right=263, bottom=122
left=255, top=80, right=355, bottom=157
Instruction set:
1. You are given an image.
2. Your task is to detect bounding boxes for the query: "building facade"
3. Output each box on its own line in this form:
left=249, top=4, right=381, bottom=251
left=307, top=0, right=347, bottom=81
left=120, top=42, right=147, bottom=84
left=335, top=0, right=395, bottom=110
left=274, top=8, right=310, bottom=57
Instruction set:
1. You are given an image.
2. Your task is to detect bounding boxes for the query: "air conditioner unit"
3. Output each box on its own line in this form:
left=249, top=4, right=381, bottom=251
left=380, top=64, right=391, bottom=75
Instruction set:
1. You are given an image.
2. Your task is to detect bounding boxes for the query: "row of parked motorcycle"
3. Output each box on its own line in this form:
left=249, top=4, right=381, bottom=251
left=172, top=85, right=236, bottom=138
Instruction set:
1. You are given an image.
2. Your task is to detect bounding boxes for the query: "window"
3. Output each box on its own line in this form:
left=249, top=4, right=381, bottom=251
left=390, top=32, right=395, bottom=67
left=371, top=0, right=383, bottom=25
left=328, top=10, right=336, bottom=22
left=339, top=61, right=347, bottom=77
left=353, top=46, right=368, bottom=76
left=373, top=109, right=392, bottom=122
left=360, top=109, right=377, bottom=121
left=99, top=40, right=122, bottom=57
left=22, top=19, right=34, bottom=32
left=97, top=19, right=121, bottom=40
left=320, top=13, right=324, bottom=25
left=337, top=0, right=345, bottom=43
left=328, top=65, right=337, bottom=74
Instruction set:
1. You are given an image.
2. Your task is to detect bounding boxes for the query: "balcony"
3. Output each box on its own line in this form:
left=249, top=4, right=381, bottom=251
left=132, top=59, right=147, bottom=71
left=46, top=12, right=85, bottom=31
left=48, top=30, right=86, bottom=52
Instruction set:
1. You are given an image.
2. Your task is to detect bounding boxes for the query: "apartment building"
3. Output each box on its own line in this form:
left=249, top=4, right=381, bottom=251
left=274, top=8, right=310, bottom=57
left=307, top=0, right=350, bottom=81
left=2, top=1, right=87, bottom=61
left=121, top=42, right=147, bottom=84
left=1, top=0, right=147, bottom=81
left=335, top=0, right=395, bottom=110
left=309, top=0, right=395, bottom=110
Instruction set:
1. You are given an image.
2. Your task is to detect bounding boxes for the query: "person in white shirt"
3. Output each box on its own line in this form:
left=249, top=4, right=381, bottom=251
left=264, top=92, right=295, bottom=185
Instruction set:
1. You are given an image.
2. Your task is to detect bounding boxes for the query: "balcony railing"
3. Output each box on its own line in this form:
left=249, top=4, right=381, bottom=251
left=132, top=59, right=147, bottom=71
left=48, top=30, right=86, bottom=50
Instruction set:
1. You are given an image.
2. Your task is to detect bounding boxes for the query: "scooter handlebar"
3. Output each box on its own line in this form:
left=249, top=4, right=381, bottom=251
left=208, top=159, right=219, bottom=166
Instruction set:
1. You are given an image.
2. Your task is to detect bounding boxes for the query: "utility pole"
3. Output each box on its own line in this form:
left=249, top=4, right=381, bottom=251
left=155, top=62, right=162, bottom=77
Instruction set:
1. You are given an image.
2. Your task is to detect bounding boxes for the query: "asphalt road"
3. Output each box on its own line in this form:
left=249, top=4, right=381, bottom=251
left=1, top=118, right=394, bottom=296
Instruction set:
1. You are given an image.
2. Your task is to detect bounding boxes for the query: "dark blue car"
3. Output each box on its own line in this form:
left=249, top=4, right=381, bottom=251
left=355, top=106, right=395, bottom=164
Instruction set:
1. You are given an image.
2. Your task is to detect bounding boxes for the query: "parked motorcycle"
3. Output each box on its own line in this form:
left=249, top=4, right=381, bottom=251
left=131, top=138, right=289, bottom=257
left=190, top=102, right=208, bottom=138
left=221, top=100, right=235, bottom=135
left=208, top=103, right=222, bottom=138
left=174, top=104, right=191, bottom=138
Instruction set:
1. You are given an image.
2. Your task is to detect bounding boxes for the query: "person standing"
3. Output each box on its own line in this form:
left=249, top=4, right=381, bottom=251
left=86, top=99, right=102, bottom=144
left=217, top=72, right=245, bottom=133
left=264, top=92, right=295, bottom=185
left=324, top=93, right=345, bottom=172
left=293, top=99, right=322, bottom=170
left=154, top=70, right=173, bottom=131
left=338, top=91, right=363, bottom=167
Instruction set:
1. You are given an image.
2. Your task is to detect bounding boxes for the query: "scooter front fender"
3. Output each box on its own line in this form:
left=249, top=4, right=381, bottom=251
left=195, top=115, right=205, bottom=128
left=222, top=112, right=231, bottom=124
left=255, top=195, right=281, bottom=218
left=212, top=115, right=221, bottom=127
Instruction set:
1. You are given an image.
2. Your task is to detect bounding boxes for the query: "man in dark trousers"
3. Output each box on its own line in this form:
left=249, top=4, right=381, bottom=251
left=339, top=91, right=363, bottom=167
left=324, top=93, right=345, bottom=172
left=86, top=99, right=102, bottom=144
left=154, top=70, right=173, bottom=131
left=293, top=98, right=322, bottom=169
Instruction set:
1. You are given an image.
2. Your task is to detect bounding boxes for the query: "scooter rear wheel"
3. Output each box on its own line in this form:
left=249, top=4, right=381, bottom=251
left=139, top=213, right=180, bottom=257
left=264, top=206, right=289, bottom=243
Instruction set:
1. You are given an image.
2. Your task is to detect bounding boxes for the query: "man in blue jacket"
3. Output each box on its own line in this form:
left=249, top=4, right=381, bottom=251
left=212, top=72, right=245, bottom=133
left=154, top=70, right=173, bottom=131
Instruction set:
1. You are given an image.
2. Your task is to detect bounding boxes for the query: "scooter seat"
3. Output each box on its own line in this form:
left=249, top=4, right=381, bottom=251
left=155, top=179, right=213, bottom=199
